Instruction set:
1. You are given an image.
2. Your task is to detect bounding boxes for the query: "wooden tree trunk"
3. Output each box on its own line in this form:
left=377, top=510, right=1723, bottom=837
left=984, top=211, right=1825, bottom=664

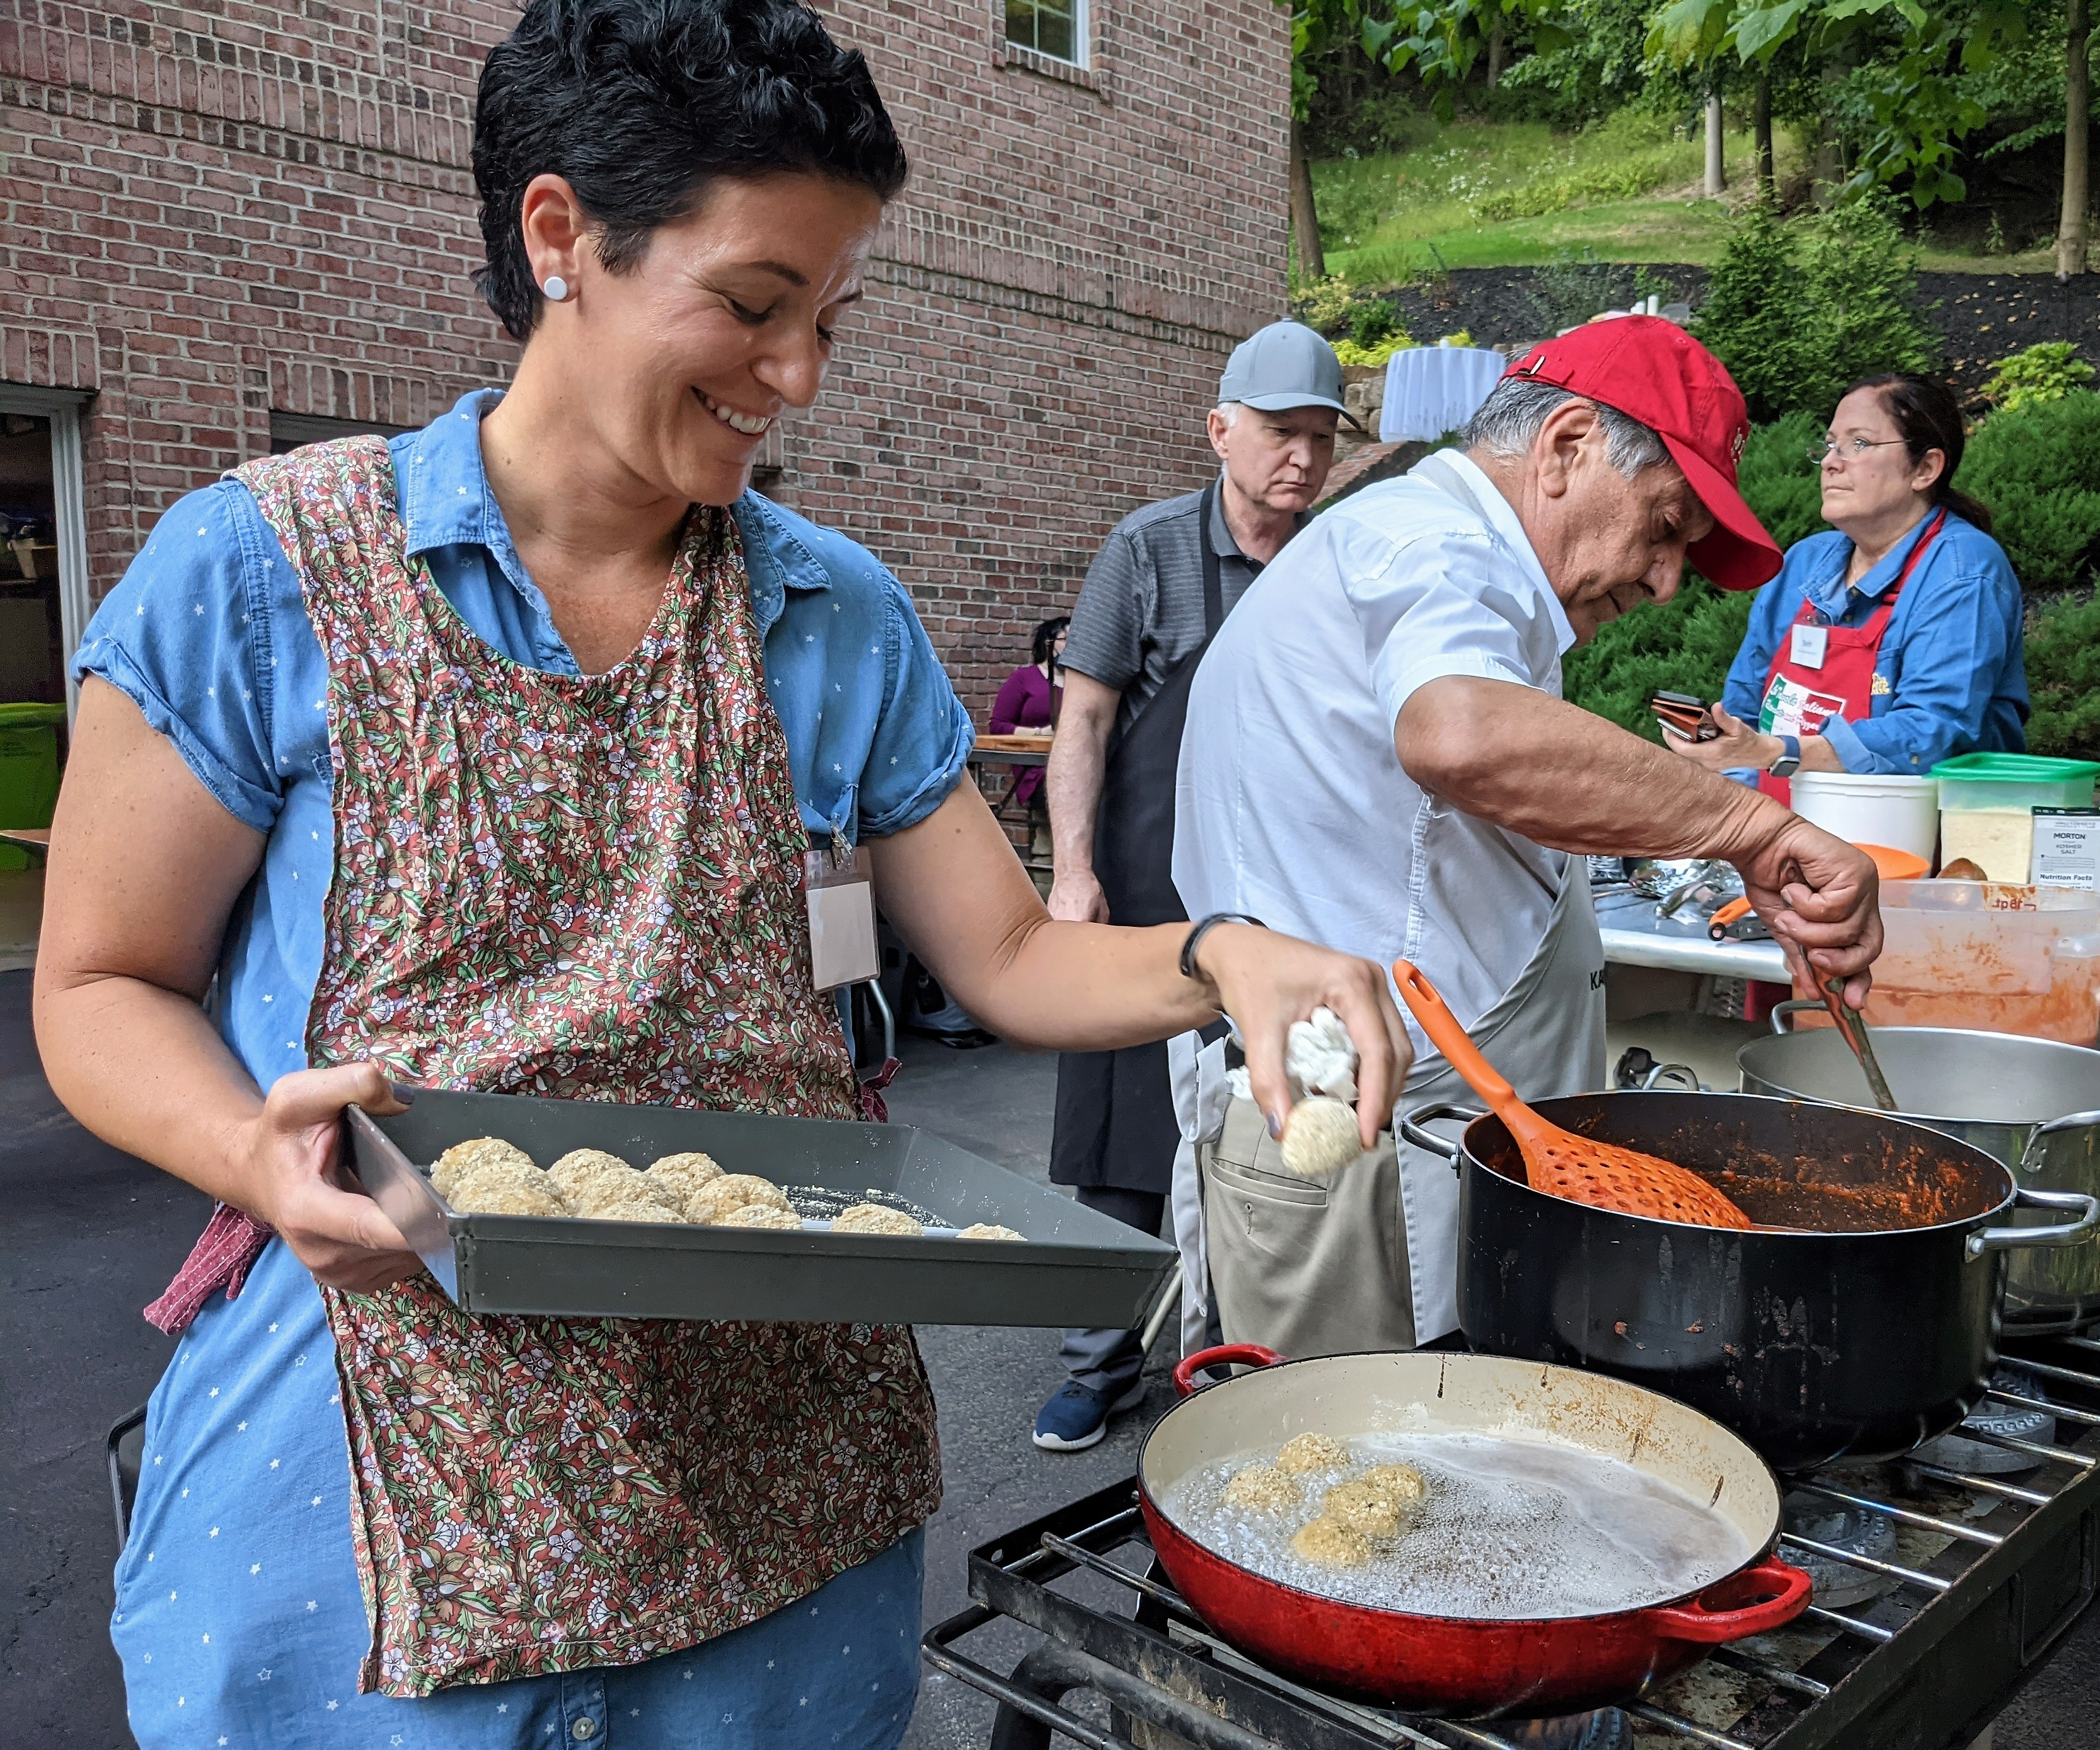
left=1753, top=72, right=1776, bottom=204
left=1487, top=20, right=1506, bottom=90
left=1290, top=119, right=1326, bottom=282
left=1704, top=91, right=1726, bottom=197
left=2063, top=0, right=2091, bottom=277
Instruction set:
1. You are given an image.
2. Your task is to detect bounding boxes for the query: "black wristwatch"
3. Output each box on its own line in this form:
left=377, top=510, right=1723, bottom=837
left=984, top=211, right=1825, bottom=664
left=1767, top=734, right=1802, bottom=779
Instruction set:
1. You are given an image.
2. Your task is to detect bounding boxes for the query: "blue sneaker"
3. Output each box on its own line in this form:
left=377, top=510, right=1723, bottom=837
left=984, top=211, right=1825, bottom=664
left=1032, top=1377, right=1146, bottom=1452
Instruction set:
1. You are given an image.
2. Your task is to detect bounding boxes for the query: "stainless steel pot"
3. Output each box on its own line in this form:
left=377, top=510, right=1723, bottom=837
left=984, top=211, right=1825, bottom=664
left=1738, top=1011, right=2100, bottom=1331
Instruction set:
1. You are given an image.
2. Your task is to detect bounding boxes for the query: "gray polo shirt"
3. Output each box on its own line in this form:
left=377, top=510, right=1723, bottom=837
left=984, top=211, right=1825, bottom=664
left=1063, top=481, right=1274, bottom=741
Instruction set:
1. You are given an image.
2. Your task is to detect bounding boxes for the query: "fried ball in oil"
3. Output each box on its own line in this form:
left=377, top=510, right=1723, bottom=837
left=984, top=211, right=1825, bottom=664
left=831, top=1203, right=925, bottom=1237
left=1220, top=1464, right=1300, bottom=1514
left=1290, top=1515, right=1375, bottom=1568
left=688, top=1174, right=792, bottom=1225
left=955, top=1223, right=1025, bottom=1241
left=567, top=1180, right=683, bottom=1223
left=718, top=1203, right=804, bottom=1231
left=447, top=1169, right=567, bottom=1218
left=1274, top=1433, right=1353, bottom=1475
left=1320, top=1476, right=1416, bottom=1539
left=430, top=1137, right=535, bottom=1200
left=1359, top=1463, right=1427, bottom=1510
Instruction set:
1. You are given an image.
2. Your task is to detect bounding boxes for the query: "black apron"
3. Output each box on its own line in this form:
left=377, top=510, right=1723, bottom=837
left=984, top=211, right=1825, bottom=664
left=1051, top=484, right=1228, bottom=1194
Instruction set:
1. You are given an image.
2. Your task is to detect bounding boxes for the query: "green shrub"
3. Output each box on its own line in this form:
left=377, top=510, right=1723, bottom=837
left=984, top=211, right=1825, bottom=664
left=1695, top=196, right=1937, bottom=423
left=1349, top=299, right=1401, bottom=349
left=1525, top=246, right=1620, bottom=333
left=2026, top=592, right=2100, bottom=762
left=1295, top=274, right=1356, bottom=337
left=1733, top=412, right=1829, bottom=552
left=1561, top=579, right=1757, bottom=741
left=1332, top=334, right=1414, bottom=366
left=1982, top=342, right=2097, bottom=415
left=1961, top=391, right=2100, bottom=591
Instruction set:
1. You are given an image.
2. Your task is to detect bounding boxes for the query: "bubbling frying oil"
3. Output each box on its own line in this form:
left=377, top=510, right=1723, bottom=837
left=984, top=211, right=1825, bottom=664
left=1160, top=1431, right=1752, bottom=1620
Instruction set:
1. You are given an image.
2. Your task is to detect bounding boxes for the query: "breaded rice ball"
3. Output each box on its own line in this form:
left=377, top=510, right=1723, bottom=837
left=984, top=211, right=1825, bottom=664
left=1358, top=1462, right=1428, bottom=1510
left=956, top=1222, right=1025, bottom=1241
left=718, top=1203, right=803, bottom=1231
left=567, top=1179, right=684, bottom=1223
left=1220, top=1464, right=1301, bottom=1514
left=645, top=1151, right=724, bottom=1212
left=547, top=1148, right=640, bottom=1202
left=430, top=1137, right=535, bottom=1199
left=1320, top=1476, right=1412, bottom=1539
left=688, top=1174, right=792, bottom=1225
left=449, top=1171, right=566, bottom=1218
left=1289, top=1515, right=1375, bottom=1568
left=831, top=1203, right=925, bottom=1237
left=1275, top=1433, right=1353, bottom=1476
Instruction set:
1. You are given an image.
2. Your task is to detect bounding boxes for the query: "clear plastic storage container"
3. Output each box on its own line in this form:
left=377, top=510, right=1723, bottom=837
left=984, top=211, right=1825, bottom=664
left=1932, top=754, right=2100, bottom=883
left=1867, top=879, right=2100, bottom=1044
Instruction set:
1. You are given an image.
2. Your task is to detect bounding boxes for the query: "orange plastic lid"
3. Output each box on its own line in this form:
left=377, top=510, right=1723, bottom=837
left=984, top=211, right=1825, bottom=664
left=1857, top=843, right=1929, bottom=881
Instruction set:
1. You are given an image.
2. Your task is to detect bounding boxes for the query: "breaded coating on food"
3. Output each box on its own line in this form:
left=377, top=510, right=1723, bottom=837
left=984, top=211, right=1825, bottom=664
left=718, top=1203, right=804, bottom=1231
left=547, top=1148, right=639, bottom=1200
left=448, top=1171, right=567, bottom=1217
left=687, top=1174, right=792, bottom=1224
left=955, top=1222, right=1025, bottom=1241
left=430, top=1137, right=535, bottom=1198
left=646, top=1151, right=724, bottom=1203
left=1275, top=1432, right=1353, bottom=1475
left=1320, top=1476, right=1415, bottom=1539
left=567, top=1179, right=684, bottom=1222
left=1290, top=1515, right=1375, bottom=1567
left=1358, top=1462, right=1428, bottom=1509
left=1278, top=1096, right=1363, bottom=1180
left=1220, top=1464, right=1301, bottom=1514
left=831, top=1203, right=925, bottom=1237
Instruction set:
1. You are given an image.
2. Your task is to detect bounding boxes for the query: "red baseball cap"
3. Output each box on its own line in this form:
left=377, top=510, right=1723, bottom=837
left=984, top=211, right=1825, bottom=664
left=1502, top=316, right=1780, bottom=591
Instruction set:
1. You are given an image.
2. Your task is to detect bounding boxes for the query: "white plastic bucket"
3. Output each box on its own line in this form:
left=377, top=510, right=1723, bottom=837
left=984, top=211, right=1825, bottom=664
left=1789, top=772, right=1940, bottom=862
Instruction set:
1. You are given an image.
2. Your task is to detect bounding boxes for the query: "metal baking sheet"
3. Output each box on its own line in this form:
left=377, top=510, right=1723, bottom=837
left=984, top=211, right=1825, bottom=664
left=347, top=1087, right=1177, bottom=1328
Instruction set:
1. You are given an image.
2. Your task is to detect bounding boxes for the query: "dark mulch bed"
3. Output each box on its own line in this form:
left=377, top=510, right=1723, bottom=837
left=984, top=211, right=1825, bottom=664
left=1373, top=265, right=2100, bottom=408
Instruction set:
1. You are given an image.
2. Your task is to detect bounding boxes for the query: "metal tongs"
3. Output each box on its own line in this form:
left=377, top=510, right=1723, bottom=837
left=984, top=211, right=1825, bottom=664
left=1821, top=976, right=1899, bottom=1111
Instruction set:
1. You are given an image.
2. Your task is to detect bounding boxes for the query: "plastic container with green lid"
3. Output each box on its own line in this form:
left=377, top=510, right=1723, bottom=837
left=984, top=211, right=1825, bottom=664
left=1930, top=753, right=2100, bottom=813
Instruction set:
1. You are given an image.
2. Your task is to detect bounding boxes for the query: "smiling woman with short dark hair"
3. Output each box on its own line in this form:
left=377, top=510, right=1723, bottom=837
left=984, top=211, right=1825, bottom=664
left=36, top=3, right=1407, bottom=1744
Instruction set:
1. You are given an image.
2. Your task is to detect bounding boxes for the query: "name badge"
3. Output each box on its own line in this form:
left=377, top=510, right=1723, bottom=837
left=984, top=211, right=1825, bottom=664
left=1790, top=623, right=1829, bottom=670
left=804, top=845, right=879, bottom=992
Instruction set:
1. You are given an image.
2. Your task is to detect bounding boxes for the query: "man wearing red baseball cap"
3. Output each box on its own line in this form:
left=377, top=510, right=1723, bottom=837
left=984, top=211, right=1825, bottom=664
left=1166, top=317, right=1881, bottom=1368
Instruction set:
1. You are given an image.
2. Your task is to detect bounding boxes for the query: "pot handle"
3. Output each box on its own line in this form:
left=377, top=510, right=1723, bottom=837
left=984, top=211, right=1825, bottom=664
left=1172, top=1343, right=1286, bottom=1398
left=1398, top=1103, right=1484, bottom=1168
left=1769, top=999, right=1823, bottom=1036
left=2016, top=1108, right=2100, bottom=1176
left=1646, top=1555, right=1813, bottom=1644
left=1966, top=1186, right=2100, bottom=1260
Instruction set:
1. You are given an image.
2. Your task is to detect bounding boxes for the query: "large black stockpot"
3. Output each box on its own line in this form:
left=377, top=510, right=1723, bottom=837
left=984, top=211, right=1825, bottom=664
left=1401, top=1091, right=2099, bottom=1472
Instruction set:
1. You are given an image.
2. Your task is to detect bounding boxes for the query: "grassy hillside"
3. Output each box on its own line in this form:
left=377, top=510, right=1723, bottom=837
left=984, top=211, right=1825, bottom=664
left=1310, top=111, right=2057, bottom=282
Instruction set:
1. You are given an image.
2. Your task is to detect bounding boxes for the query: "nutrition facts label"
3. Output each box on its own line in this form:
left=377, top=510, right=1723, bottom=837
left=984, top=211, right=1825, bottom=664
left=2033, top=808, right=2100, bottom=891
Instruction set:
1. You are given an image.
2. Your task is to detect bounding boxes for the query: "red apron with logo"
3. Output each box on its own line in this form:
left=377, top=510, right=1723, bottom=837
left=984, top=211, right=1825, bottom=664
left=1755, top=509, right=1945, bottom=806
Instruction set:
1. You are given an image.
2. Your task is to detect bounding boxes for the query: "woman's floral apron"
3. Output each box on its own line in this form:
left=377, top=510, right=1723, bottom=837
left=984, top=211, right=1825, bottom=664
left=220, top=436, right=939, bottom=1697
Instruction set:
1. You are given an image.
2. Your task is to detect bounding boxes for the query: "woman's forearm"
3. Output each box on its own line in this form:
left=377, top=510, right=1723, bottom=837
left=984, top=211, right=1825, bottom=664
left=38, top=973, right=268, bottom=1208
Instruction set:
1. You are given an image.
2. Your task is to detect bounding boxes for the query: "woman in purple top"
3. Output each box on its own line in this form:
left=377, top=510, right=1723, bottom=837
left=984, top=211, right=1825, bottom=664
left=989, top=615, right=1067, bottom=808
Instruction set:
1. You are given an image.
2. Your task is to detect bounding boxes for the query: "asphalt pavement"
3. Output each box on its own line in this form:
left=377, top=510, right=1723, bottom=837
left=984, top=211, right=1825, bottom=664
left=5, top=973, right=2096, bottom=1747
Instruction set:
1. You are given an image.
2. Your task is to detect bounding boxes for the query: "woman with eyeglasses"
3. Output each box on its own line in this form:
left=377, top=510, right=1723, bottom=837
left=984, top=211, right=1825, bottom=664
left=1661, top=373, right=2026, bottom=801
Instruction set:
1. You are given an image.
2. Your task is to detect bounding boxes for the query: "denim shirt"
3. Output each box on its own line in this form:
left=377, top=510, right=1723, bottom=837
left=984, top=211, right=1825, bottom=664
left=74, top=390, right=972, bottom=1091
left=1718, top=510, right=2028, bottom=779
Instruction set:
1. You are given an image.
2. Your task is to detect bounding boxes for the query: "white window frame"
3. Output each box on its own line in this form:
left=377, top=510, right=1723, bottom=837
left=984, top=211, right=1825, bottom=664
left=1003, top=0, right=1089, bottom=69
left=0, top=383, right=92, bottom=722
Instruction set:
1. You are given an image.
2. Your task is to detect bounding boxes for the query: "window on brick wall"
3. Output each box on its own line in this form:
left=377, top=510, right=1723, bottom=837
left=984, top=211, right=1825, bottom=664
left=1005, top=0, right=1086, bottom=66
left=270, top=412, right=417, bottom=456
left=0, top=385, right=90, bottom=727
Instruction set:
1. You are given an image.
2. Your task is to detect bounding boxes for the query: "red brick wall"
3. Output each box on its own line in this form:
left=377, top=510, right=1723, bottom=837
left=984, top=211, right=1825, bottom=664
left=2, top=0, right=1288, bottom=720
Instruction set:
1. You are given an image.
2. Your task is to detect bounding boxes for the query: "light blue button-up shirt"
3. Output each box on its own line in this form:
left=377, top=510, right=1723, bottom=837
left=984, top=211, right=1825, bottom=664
left=1719, top=509, right=2028, bottom=777
left=74, top=390, right=972, bottom=1091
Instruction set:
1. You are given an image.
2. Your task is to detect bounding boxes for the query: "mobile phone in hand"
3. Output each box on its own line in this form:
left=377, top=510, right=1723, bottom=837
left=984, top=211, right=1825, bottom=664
left=1651, top=690, right=1721, bottom=742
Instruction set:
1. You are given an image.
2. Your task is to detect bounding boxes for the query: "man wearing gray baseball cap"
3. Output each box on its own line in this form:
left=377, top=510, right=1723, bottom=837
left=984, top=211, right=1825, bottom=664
left=1033, top=320, right=1349, bottom=1452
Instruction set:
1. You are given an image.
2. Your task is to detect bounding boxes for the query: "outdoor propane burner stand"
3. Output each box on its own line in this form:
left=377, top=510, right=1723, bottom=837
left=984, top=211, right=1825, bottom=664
left=923, top=1333, right=2100, bottom=1750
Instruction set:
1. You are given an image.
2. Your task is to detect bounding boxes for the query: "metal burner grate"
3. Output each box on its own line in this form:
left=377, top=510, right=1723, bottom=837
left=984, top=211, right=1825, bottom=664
left=923, top=1334, right=2100, bottom=1750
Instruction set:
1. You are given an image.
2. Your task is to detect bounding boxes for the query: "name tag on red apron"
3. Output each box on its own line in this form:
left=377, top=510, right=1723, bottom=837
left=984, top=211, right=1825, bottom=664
left=1789, top=623, right=1828, bottom=669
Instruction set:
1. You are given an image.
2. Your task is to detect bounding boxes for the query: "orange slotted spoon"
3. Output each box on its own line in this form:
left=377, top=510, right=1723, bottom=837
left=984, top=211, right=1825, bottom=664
left=1393, top=959, right=1753, bottom=1231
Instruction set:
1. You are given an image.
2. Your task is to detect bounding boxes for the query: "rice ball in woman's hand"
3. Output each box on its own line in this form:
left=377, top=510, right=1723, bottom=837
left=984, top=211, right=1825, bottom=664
left=431, top=1137, right=536, bottom=1199
left=1278, top=1096, right=1362, bottom=1180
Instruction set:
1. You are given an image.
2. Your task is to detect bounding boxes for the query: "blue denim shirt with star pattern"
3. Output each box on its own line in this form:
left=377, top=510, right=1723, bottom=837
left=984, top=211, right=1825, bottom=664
left=72, top=389, right=972, bottom=1093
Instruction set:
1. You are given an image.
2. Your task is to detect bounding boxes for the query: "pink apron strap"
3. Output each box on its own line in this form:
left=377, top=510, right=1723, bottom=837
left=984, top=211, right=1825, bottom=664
left=144, top=1203, right=275, bottom=1335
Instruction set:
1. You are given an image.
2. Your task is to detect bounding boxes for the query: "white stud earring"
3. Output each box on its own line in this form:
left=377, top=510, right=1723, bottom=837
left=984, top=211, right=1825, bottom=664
left=542, top=275, right=571, bottom=302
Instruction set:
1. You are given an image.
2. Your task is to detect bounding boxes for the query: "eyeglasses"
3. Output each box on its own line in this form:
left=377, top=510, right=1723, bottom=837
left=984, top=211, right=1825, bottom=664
left=1808, top=436, right=1907, bottom=466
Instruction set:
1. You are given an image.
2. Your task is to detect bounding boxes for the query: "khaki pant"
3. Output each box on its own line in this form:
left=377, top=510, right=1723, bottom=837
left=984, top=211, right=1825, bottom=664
left=1199, top=1096, right=1416, bottom=1359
